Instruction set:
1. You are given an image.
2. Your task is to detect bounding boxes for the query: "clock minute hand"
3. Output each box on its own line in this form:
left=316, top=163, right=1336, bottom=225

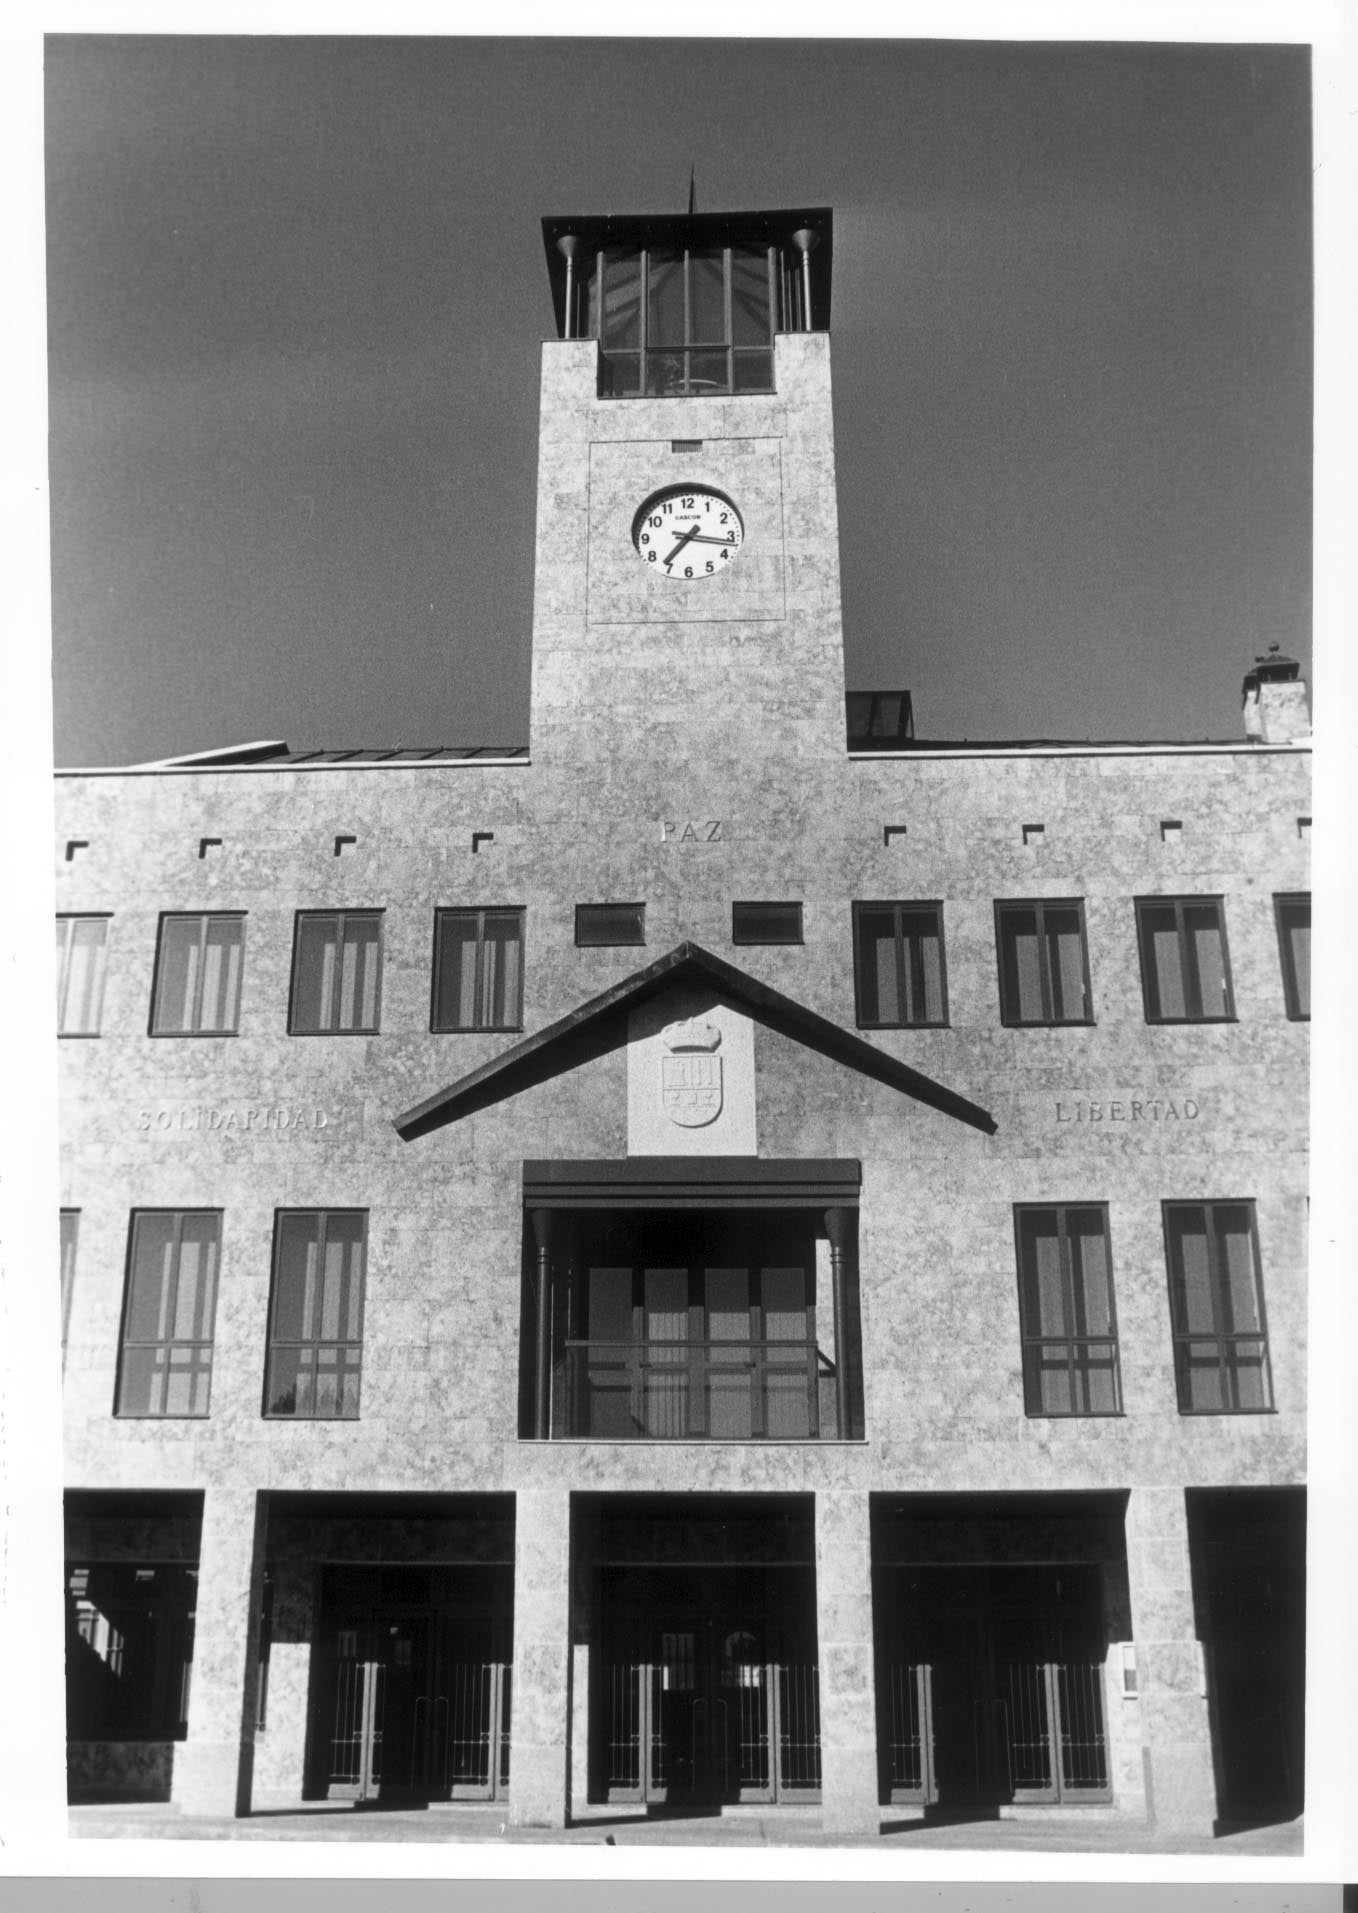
left=680, top=532, right=737, bottom=547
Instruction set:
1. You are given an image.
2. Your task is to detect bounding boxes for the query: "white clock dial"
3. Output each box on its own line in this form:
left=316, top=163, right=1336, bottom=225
left=632, top=485, right=744, bottom=579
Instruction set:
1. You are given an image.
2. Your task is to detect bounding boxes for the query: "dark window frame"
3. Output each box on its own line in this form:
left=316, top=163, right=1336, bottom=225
left=263, top=1208, right=367, bottom=1421
left=1273, top=892, right=1311, bottom=1021
left=994, top=898, right=1095, bottom=1028
left=287, top=910, right=384, bottom=1035
left=431, top=906, right=526, bottom=1032
left=575, top=902, right=646, bottom=948
left=588, top=241, right=780, bottom=399
left=55, top=912, right=111, bottom=1038
left=851, top=900, right=949, bottom=1029
left=114, top=1209, right=223, bottom=1420
left=732, top=901, right=804, bottom=946
left=1013, top=1203, right=1123, bottom=1418
left=1162, top=1199, right=1274, bottom=1415
left=1134, top=895, right=1236, bottom=1024
left=149, top=911, right=246, bottom=1037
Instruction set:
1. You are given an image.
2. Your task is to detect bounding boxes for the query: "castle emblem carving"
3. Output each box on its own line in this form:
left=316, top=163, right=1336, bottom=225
left=661, top=1018, right=723, bottom=1128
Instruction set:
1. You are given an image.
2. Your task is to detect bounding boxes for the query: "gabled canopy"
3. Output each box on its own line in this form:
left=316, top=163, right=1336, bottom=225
left=393, top=942, right=996, bottom=1141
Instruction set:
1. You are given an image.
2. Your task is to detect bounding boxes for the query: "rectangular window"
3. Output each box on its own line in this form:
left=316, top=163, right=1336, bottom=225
left=1274, top=893, right=1310, bottom=1020
left=1164, top=1201, right=1273, bottom=1413
left=289, top=912, right=382, bottom=1033
left=852, top=902, right=948, bottom=1027
left=116, top=1211, right=222, bottom=1417
left=1135, top=897, right=1234, bottom=1022
left=432, top=908, right=524, bottom=1030
left=55, top=914, right=110, bottom=1035
left=1014, top=1206, right=1121, bottom=1416
left=265, top=1210, right=366, bottom=1419
left=150, top=913, right=245, bottom=1034
left=576, top=903, right=645, bottom=947
left=732, top=901, right=803, bottom=945
left=60, top=1209, right=79, bottom=1357
left=995, top=900, right=1092, bottom=1026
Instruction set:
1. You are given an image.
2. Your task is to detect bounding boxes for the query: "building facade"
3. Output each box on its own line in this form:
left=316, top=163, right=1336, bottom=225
left=56, top=206, right=1309, bottom=1839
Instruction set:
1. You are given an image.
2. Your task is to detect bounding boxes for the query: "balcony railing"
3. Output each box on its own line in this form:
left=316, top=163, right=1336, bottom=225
left=562, top=1339, right=838, bottom=1440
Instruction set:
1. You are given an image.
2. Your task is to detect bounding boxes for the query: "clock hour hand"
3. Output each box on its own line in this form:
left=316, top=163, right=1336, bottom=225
left=664, top=523, right=702, bottom=566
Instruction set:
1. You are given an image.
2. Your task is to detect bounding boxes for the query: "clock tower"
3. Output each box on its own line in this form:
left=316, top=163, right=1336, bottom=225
left=530, top=208, right=847, bottom=780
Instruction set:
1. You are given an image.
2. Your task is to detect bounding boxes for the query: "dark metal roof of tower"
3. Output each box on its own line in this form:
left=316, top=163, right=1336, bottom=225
left=541, top=207, right=833, bottom=337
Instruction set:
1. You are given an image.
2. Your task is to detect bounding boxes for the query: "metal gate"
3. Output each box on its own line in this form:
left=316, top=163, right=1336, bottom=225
left=318, top=1575, right=511, bottom=1803
left=600, top=1611, right=820, bottom=1804
left=878, top=1567, right=1110, bottom=1807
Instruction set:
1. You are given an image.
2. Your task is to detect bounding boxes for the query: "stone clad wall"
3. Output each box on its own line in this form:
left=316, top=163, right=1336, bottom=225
left=56, top=738, right=1308, bottom=1506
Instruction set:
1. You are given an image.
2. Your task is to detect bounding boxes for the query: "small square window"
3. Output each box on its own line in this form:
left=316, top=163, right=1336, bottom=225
left=432, top=908, right=524, bottom=1030
left=289, top=911, right=383, bottom=1033
left=852, top=902, right=948, bottom=1027
left=55, top=915, right=110, bottom=1036
left=1274, top=893, right=1310, bottom=1021
left=732, top=901, right=803, bottom=945
left=1135, top=897, right=1234, bottom=1022
left=995, top=900, right=1093, bottom=1026
left=576, top=903, right=645, bottom=947
left=150, top=914, right=245, bottom=1034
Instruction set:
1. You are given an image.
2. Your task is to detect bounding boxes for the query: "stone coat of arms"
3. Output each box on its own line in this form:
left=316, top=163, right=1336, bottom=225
left=661, top=1018, right=723, bottom=1128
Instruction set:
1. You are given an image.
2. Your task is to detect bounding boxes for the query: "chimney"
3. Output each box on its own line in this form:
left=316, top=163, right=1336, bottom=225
left=1242, top=644, right=1310, bottom=744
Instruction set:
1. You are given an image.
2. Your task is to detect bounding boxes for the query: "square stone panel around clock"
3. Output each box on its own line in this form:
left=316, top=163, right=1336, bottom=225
left=586, top=436, right=787, bottom=625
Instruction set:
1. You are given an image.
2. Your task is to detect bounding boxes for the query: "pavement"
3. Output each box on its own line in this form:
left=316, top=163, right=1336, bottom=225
left=68, top=1801, right=1305, bottom=1855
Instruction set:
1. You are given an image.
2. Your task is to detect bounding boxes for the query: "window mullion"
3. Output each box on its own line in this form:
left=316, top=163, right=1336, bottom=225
left=639, top=248, right=649, bottom=392
left=1036, top=905, right=1054, bottom=1022
left=893, top=907, right=910, bottom=1024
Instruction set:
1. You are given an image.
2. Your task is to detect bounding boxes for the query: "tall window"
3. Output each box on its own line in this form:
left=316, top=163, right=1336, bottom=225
left=1135, top=897, right=1234, bottom=1022
left=588, top=242, right=777, bottom=397
left=265, top=1210, right=366, bottom=1419
left=852, top=903, right=947, bottom=1027
left=1163, top=1201, right=1273, bottom=1413
left=60, top=1209, right=79, bottom=1358
left=432, top=908, right=524, bottom=1031
left=289, top=912, right=382, bottom=1034
left=115, top=1211, right=221, bottom=1417
left=1274, top=894, right=1310, bottom=1020
left=55, top=915, right=110, bottom=1035
left=151, top=913, right=244, bottom=1034
left=1014, top=1206, right=1121, bottom=1416
left=995, top=901, right=1092, bottom=1026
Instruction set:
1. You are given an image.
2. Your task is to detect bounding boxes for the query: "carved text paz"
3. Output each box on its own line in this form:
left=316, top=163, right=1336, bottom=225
left=659, top=820, right=723, bottom=843
left=138, top=1105, right=344, bottom=1133
left=1055, top=1098, right=1200, bottom=1123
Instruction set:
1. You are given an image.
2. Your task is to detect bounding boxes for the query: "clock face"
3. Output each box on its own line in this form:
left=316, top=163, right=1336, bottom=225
left=632, top=485, right=744, bottom=579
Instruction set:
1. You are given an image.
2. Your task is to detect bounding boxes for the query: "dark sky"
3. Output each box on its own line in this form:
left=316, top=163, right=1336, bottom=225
left=44, top=35, right=1313, bottom=765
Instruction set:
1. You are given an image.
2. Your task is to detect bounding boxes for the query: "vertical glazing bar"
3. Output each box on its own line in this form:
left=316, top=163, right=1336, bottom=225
left=825, top=1208, right=849, bottom=1438
left=639, top=248, right=649, bottom=396
left=723, top=245, right=734, bottom=391
left=528, top=1209, right=554, bottom=1439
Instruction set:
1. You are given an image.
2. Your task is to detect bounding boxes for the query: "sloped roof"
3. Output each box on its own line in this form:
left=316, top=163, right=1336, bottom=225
left=393, top=941, right=996, bottom=1141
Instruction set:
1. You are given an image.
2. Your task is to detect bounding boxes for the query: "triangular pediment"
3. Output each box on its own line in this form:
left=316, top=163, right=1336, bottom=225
left=392, top=942, right=995, bottom=1140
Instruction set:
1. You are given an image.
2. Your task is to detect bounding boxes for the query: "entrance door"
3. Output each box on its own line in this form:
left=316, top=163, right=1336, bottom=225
left=597, top=1566, right=818, bottom=1807
left=316, top=1570, right=511, bottom=1803
left=878, top=1567, right=1110, bottom=1811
